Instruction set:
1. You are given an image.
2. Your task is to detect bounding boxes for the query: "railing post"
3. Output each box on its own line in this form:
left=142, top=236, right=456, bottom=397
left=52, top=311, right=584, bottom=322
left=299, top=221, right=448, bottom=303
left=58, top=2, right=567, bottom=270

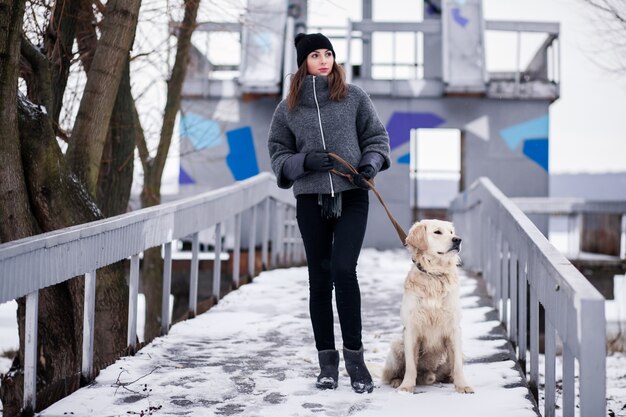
left=82, top=270, right=97, bottom=380
left=567, top=212, right=582, bottom=258
left=562, top=344, right=575, bottom=417
left=128, top=254, right=140, bottom=347
left=544, top=319, right=556, bottom=417
left=161, top=242, right=172, bottom=336
left=485, top=217, right=494, bottom=296
left=619, top=213, right=626, bottom=259
left=233, top=213, right=242, bottom=288
left=529, top=284, right=539, bottom=401
left=272, top=203, right=282, bottom=267
left=213, top=222, right=223, bottom=300
left=509, top=252, right=518, bottom=348
left=579, top=298, right=606, bottom=417
left=262, top=198, right=270, bottom=270
left=495, top=231, right=503, bottom=321
left=23, top=291, right=39, bottom=412
left=248, top=205, right=257, bottom=279
left=501, top=241, right=510, bottom=327
left=518, top=255, right=528, bottom=374
left=476, top=201, right=484, bottom=274
left=189, top=233, right=199, bottom=317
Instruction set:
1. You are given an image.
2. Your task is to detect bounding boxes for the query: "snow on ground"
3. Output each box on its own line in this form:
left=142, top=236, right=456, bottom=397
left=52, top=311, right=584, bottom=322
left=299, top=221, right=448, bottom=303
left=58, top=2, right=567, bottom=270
left=1, top=249, right=624, bottom=416
left=35, top=249, right=537, bottom=417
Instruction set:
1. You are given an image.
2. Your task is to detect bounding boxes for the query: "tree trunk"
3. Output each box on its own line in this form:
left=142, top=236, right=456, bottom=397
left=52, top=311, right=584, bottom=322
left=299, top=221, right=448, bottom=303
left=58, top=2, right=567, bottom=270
left=139, top=0, right=200, bottom=342
left=0, top=0, right=36, bottom=244
left=96, top=58, right=135, bottom=217
left=1, top=94, right=130, bottom=416
left=1, top=0, right=133, bottom=407
left=66, top=0, right=141, bottom=197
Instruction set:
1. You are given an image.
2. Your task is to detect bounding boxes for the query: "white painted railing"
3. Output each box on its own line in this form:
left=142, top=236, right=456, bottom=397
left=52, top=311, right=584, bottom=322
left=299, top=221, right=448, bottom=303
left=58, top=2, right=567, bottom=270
left=511, top=197, right=626, bottom=260
left=0, top=172, right=302, bottom=413
left=450, top=178, right=606, bottom=417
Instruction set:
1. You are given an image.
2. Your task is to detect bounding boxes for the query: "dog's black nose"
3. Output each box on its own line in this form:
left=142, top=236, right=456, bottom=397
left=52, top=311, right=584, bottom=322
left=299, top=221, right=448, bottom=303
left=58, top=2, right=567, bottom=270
left=452, top=237, right=462, bottom=244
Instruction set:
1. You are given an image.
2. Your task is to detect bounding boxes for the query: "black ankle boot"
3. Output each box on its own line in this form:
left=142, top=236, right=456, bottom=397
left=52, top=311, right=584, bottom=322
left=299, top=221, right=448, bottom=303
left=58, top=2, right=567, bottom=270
left=316, top=350, right=339, bottom=389
left=343, top=346, right=374, bottom=393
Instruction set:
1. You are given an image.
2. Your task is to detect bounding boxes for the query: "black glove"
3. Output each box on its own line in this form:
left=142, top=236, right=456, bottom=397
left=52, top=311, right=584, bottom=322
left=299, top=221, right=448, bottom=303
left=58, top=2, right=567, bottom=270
left=353, top=165, right=376, bottom=190
left=304, top=151, right=333, bottom=172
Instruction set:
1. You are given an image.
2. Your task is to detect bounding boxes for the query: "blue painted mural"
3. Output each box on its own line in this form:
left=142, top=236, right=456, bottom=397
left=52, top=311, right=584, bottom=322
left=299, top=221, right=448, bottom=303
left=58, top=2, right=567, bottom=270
left=386, top=112, right=446, bottom=164
left=499, top=114, right=549, bottom=172
left=180, top=112, right=222, bottom=150
left=179, top=166, right=196, bottom=185
left=499, top=115, right=549, bottom=151
left=226, top=126, right=260, bottom=181
left=523, top=138, right=549, bottom=172
left=452, top=8, right=469, bottom=27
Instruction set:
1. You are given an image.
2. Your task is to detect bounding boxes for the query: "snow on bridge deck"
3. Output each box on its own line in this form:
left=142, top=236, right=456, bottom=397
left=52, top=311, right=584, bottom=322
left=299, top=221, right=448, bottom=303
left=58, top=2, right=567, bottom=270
left=38, top=249, right=538, bottom=417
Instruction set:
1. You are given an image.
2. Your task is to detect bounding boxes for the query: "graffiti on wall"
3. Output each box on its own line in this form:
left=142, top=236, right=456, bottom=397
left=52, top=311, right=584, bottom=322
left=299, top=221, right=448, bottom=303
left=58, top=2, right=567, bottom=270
left=226, top=126, right=260, bottom=181
left=178, top=112, right=260, bottom=184
left=499, top=114, right=549, bottom=172
left=386, top=110, right=548, bottom=172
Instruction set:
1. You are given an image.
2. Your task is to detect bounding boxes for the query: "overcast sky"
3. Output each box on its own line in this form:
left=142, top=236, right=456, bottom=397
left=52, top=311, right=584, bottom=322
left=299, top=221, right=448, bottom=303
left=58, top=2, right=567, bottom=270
left=307, top=0, right=626, bottom=174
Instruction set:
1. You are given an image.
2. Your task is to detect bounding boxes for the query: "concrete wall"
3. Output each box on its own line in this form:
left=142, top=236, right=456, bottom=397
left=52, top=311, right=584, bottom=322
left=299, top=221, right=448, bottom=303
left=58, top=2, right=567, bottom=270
left=179, top=94, right=549, bottom=249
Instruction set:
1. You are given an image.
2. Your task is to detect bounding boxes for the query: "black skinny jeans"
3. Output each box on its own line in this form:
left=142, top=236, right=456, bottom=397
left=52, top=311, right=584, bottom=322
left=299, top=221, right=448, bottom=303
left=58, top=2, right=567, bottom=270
left=296, top=188, right=369, bottom=352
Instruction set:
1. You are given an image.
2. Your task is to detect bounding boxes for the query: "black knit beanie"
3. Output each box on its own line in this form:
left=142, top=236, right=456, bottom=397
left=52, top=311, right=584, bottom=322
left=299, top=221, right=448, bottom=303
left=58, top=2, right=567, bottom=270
left=294, top=33, right=335, bottom=68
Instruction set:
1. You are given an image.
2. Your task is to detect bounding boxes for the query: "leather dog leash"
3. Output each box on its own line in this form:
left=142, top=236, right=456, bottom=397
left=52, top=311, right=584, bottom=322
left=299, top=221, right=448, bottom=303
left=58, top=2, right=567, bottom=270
left=327, top=152, right=408, bottom=246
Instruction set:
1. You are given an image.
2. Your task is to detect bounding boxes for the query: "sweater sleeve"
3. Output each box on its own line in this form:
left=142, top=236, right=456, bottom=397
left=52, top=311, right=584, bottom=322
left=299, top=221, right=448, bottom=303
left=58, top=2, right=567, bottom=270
left=355, top=90, right=391, bottom=171
left=267, top=102, right=301, bottom=189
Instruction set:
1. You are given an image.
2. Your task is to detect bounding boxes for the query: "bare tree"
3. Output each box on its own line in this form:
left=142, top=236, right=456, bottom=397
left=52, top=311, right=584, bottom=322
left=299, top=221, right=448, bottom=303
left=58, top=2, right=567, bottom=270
left=580, top=0, right=626, bottom=73
left=0, top=0, right=204, bottom=414
left=1, top=0, right=139, bottom=414
left=139, top=0, right=201, bottom=341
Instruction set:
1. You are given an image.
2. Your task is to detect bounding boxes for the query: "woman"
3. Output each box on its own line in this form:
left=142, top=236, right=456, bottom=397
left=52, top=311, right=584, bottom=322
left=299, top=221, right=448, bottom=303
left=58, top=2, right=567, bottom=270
left=267, top=33, right=390, bottom=393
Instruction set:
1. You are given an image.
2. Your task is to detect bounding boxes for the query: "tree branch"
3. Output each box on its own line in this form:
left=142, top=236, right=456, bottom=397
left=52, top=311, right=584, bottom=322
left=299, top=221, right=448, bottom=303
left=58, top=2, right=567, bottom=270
left=20, top=35, right=54, bottom=115
left=66, top=0, right=141, bottom=197
left=75, top=0, right=98, bottom=72
left=134, top=103, right=151, bottom=174
left=45, top=0, right=81, bottom=124
left=153, top=0, right=200, bottom=180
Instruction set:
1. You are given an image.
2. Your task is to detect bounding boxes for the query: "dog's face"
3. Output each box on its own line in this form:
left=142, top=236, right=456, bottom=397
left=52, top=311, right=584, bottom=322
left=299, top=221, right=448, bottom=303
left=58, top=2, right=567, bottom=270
left=405, top=219, right=461, bottom=258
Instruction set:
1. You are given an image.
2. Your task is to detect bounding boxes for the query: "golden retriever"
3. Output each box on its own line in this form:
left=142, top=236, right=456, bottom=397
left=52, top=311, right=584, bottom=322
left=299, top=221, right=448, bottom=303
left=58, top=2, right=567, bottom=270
left=382, top=219, right=474, bottom=394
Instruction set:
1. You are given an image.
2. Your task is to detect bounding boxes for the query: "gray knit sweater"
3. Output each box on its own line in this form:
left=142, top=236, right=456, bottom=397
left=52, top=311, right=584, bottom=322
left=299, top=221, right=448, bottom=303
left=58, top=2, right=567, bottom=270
left=267, top=75, right=391, bottom=196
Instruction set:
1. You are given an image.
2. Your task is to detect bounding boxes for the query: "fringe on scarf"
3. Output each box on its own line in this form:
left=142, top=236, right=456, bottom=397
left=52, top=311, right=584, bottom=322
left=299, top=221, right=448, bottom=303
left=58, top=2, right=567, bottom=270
left=318, top=192, right=342, bottom=219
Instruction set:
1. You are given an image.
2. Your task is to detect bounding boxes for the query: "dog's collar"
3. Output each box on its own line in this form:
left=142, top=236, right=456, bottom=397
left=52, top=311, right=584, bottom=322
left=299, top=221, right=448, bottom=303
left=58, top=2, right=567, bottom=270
left=412, top=259, right=431, bottom=275
left=414, top=261, right=429, bottom=274
left=412, top=259, right=446, bottom=278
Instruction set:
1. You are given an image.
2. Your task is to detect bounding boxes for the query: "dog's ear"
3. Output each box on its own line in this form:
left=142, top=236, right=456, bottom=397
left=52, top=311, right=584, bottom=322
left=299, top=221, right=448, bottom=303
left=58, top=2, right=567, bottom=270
left=406, top=222, right=428, bottom=252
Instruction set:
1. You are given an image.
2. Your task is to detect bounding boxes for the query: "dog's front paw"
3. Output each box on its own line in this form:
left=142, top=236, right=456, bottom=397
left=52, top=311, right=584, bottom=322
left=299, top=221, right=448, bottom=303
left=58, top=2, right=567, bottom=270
left=397, top=383, right=415, bottom=393
left=389, top=378, right=402, bottom=388
left=455, top=385, right=474, bottom=394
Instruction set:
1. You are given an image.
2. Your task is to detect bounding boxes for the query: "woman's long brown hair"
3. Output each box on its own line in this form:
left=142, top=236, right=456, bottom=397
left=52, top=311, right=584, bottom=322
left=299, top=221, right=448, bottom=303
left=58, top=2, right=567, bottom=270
left=287, top=60, right=348, bottom=111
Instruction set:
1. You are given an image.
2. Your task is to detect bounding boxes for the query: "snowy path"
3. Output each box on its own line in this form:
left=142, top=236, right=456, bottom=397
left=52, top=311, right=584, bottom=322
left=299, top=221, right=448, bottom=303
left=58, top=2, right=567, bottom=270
left=38, top=249, right=538, bottom=417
